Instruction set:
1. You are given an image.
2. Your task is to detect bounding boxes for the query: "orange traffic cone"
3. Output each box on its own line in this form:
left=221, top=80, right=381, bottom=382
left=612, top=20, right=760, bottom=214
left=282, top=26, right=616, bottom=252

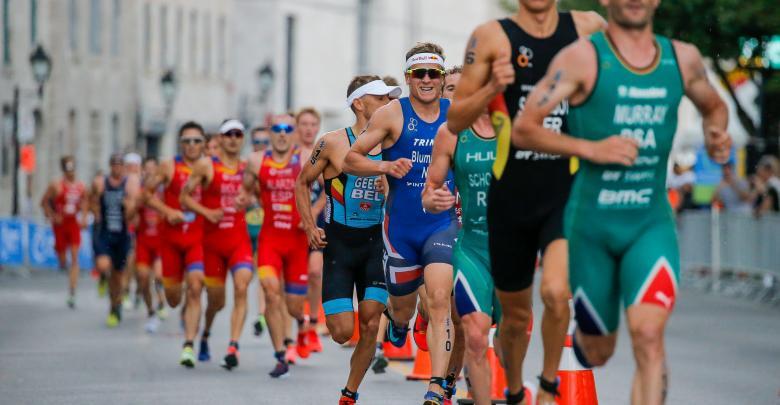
left=344, top=311, right=360, bottom=347
left=406, top=349, right=432, bottom=380
left=384, top=332, right=414, bottom=361
left=556, top=334, right=598, bottom=405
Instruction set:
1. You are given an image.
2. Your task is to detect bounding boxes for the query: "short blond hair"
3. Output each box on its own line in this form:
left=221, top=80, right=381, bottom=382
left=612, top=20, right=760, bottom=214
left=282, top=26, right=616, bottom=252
left=405, top=42, right=444, bottom=61
left=295, top=107, right=321, bottom=124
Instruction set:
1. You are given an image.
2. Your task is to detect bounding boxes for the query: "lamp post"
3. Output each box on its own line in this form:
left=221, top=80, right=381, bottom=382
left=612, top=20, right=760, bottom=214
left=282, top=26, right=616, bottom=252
left=257, top=63, right=275, bottom=104
left=11, top=45, right=51, bottom=216
left=159, top=69, right=178, bottom=157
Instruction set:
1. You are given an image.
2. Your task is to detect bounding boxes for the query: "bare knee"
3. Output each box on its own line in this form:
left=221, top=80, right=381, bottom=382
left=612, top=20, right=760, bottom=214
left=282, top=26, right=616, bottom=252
left=578, top=333, right=616, bottom=367
left=540, top=282, right=569, bottom=318
left=359, top=313, right=380, bottom=340
left=426, top=289, right=450, bottom=318
left=464, top=327, right=489, bottom=358
left=328, top=318, right=354, bottom=344
left=165, top=288, right=182, bottom=307
left=629, top=321, right=665, bottom=362
left=501, top=306, right=532, bottom=336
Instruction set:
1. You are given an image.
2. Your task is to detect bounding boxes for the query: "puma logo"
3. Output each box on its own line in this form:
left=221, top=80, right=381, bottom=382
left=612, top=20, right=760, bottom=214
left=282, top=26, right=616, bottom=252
left=655, top=291, right=673, bottom=309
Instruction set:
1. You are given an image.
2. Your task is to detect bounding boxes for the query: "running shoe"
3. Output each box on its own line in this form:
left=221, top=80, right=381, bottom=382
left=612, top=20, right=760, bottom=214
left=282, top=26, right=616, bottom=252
left=180, top=346, right=195, bottom=368
left=296, top=332, right=310, bottom=359
left=339, top=389, right=358, bottom=405
left=97, top=279, right=108, bottom=297
left=106, top=313, right=119, bottom=328
left=268, top=360, right=290, bottom=378
left=284, top=344, right=298, bottom=365
left=145, top=315, right=161, bottom=334
left=423, top=390, right=444, bottom=405
left=198, top=340, right=211, bottom=362
left=253, top=314, right=266, bottom=337
left=371, top=353, right=389, bottom=374
left=221, top=345, right=239, bottom=370
left=413, top=313, right=429, bottom=352
left=386, top=317, right=410, bottom=348
left=156, top=306, right=169, bottom=320
left=133, top=294, right=141, bottom=310
left=122, top=294, right=133, bottom=311
left=66, top=295, right=76, bottom=309
left=307, top=329, right=323, bottom=353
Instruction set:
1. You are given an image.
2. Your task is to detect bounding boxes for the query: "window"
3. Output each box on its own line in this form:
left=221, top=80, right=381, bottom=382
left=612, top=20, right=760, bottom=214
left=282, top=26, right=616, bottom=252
left=143, top=3, right=151, bottom=66
left=30, top=0, right=37, bottom=45
left=110, top=0, right=120, bottom=55
left=174, top=8, right=182, bottom=68
left=110, top=114, right=119, bottom=153
left=159, top=5, right=168, bottom=68
left=217, top=15, right=226, bottom=77
left=89, top=0, right=102, bottom=55
left=3, top=0, right=10, bottom=64
left=203, top=12, right=211, bottom=75
left=189, top=10, right=197, bottom=73
left=68, top=0, right=78, bottom=52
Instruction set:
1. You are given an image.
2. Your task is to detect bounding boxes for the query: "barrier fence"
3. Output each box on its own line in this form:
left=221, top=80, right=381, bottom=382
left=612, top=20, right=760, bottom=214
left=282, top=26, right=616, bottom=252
left=0, top=217, right=94, bottom=271
left=677, top=210, right=780, bottom=305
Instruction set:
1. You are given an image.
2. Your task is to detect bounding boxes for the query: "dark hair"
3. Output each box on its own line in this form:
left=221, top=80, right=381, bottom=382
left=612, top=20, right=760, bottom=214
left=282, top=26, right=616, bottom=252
left=446, top=65, right=463, bottom=76
left=347, top=75, right=383, bottom=112
left=60, top=155, right=74, bottom=171
left=382, top=75, right=400, bottom=87
left=178, top=121, right=205, bottom=137
left=143, top=156, right=158, bottom=165
left=405, top=42, right=445, bottom=62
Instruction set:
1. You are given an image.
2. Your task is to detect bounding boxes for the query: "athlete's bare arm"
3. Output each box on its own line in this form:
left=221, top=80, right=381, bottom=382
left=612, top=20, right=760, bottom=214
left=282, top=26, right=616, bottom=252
left=144, top=160, right=183, bottom=224
left=180, top=157, right=221, bottom=224
left=422, top=124, right=457, bottom=214
left=296, top=133, right=337, bottom=249
left=448, top=22, right=514, bottom=134
left=238, top=152, right=262, bottom=213
left=343, top=102, right=410, bottom=178
left=674, top=40, right=731, bottom=163
left=513, top=40, right=639, bottom=166
left=124, top=175, right=141, bottom=224
left=89, top=176, right=103, bottom=222
left=78, top=183, right=89, bottom=228
left=40, top=182, right=57, bottom=221
left=571, top=10, right=607, bottom=36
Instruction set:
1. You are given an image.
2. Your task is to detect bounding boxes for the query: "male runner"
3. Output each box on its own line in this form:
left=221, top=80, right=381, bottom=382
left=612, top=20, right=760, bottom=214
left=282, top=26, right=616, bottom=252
left=423, top=66, right=496, bottom=404
left=181, top=119, right=254, bottom=371
left=41, top=156, right=88, bottom=308
left=242, top=114, right=310, bottom=378
left=295, top=75, right=399, bottom=403
left=135, top=157, right=165, bottom=333
left=91, top=154, right=137, bottom=327
left=295, top=107, right=326, bottom=353
left=144, top=121, right=207, bottom=367
left=513, top=0, right=731, bottom=402
left=343, top=42, right=459, bottom=405
left=123, top=152, right=143, bottom=310
left=248, top=126, right=270, bottom=337
left=447, top=1, right=604, bottom=403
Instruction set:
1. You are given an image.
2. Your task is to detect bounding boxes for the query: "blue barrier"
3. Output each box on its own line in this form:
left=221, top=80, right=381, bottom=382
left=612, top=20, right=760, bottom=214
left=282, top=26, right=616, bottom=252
left=0, top=217, right=94, bottom=271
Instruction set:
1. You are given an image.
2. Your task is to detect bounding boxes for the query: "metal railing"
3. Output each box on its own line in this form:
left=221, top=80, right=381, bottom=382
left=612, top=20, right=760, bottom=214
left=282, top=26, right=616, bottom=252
left=677, top=209, right=780, bottom=305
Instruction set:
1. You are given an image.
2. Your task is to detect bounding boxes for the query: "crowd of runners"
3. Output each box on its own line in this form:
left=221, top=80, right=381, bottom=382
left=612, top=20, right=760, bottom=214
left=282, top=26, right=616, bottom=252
left=39, top=1, right=734, bottom=404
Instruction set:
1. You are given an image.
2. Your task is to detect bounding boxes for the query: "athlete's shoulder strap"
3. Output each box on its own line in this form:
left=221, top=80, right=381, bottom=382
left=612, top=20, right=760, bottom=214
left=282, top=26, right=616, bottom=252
left=399, top=97, right=413, bottom=118
left=497, top=17, right=516, bottom=38
left=345, top=127, right=356, bottom=146
left=439, top=97, right=451, bottom=117
left=557, top=11, right=578, bottom=37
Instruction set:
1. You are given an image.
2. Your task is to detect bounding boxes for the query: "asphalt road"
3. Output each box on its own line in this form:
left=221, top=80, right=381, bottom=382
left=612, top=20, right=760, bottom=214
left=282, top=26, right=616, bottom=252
left=1, top=269, right=778, bottom=404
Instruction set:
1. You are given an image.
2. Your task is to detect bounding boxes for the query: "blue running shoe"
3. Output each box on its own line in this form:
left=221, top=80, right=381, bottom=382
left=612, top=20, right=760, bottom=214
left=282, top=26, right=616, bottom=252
left=268, top=361, right=290, bottom=378
left=198, top=339, right=211, bottom=362
left=422, top=390, right=444, bottom=405
left=386, top=317, right=410, bottom=348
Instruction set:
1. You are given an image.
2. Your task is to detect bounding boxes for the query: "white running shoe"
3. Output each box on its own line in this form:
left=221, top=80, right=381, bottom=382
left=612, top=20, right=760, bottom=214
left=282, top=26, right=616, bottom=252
left=145, top=315, right=161, bottom=334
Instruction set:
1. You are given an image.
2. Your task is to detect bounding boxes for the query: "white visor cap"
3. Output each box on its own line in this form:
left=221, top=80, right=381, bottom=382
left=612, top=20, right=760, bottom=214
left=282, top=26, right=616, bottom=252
left=346, top=80, right=402, bottom=109
left=219, top=119, right=246, bottom=134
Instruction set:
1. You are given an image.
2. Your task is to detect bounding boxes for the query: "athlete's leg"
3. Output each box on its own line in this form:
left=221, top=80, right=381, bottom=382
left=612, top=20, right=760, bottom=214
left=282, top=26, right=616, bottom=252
left=626, top=305, right=669, bottom=405
left=184, top=271, right=204, bottom=344
left=445, top=300, right=465, bottom=394
left=495, top=288, right=533, bottom=397
left=229, top=267, right=253, bottom=342
left=162, top=244, right=185, bottom=307
left=538, top=239, right=570, bottom=403
left=67, top=244, right=80, bottom=298
left=204, top=286, right=225, bottom=334
left=423, top=262, right=455, bottom=395
left=387, top=293, right=417, bottom=328
left=135, top=253, right=154, bottom=316
left=260, top=272, right=286, bottom=352
left=153, top=258, right=166, bottom=310
left=345, top=299, right=384, bottom=392
left=307, top=250, right=323, bottom=324
left=461, top=311, right=492, bottom=404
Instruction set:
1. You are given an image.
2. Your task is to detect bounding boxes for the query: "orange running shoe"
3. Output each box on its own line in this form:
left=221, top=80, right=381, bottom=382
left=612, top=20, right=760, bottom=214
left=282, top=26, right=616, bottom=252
left=308, top=329, right=323, bottom=353
left=296, top=332, right=310, bottom=359
left=285, top=344, right=297, bottom=365
left=413, top=313, right=429, bottom=352
left=339, top=388, right=358, bottom=404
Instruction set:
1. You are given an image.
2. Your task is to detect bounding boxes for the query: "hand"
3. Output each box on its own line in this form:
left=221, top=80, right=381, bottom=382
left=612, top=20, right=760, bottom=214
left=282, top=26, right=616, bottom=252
left=203, top=208, right=224, bottom=224
left=705, top=127, right=732, bottom=164
left=425, top=184, right=456, bottom=214
left=488, top=53, right=515, bottom=94
left=53, top=214, right=63, bottom=225
left=305, top=225, right=327, bottom=249
left=381, top=158, right=413, bottom=179
left=165, top=209, right=186, bottom=225
left=585, top=136, right=639, bottom=166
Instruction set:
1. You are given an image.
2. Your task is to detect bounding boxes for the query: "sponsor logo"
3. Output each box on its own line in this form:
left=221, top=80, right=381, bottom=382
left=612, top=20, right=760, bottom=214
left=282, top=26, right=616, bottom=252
left=617, top=85, right=668, bottom=99
left=517, top=46, right=533, bottom=68
left=359, top=202, right=371, bottom=211
left=407, top=117, right=418, bottom=132
left=597, top=188, right=653, bottom=206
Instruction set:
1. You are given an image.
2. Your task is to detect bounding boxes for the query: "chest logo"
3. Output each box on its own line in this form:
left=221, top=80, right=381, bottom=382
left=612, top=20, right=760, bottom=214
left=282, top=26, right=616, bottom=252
left=517, top=46, right=534, bottom=68
left=407, top=117, right=418, bottom=132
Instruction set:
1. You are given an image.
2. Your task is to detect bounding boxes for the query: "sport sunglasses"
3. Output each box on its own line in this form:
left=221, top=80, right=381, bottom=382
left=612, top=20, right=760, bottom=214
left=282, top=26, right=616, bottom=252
left=406, top=68, right=446, bottom=80
left=271, top=123, right=295, bottom=134
left=222, top=130, right=244, bottom=139
left=180, top=137, right=204, bottom=145
left=252, top=138, right=271, bottom=146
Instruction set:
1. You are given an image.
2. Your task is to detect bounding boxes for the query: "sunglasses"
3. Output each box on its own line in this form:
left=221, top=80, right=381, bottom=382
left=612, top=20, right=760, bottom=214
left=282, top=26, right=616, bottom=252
left=252, top=139, right=270, bottom=146
left=180, top=137, right=204, bottom=145
left=407, top=68, right=445, bottom=80
left=271, top=123, right=295, bottom=134
left=222, top=130, right=244, bottom=139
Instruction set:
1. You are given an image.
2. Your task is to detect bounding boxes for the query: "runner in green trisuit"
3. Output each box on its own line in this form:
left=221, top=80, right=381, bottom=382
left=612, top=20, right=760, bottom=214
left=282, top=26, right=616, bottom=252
left=423, top=68, right=499, bottom=404
left=512, top=0, right=732, bottom=403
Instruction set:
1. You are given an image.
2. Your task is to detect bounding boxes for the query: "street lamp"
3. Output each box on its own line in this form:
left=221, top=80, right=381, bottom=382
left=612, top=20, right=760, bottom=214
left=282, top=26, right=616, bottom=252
left=257, top=63, right=275, bottom=103
left=160, top=69, right=177, bottom=114
left=29, top=44, right=52, bottom=97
